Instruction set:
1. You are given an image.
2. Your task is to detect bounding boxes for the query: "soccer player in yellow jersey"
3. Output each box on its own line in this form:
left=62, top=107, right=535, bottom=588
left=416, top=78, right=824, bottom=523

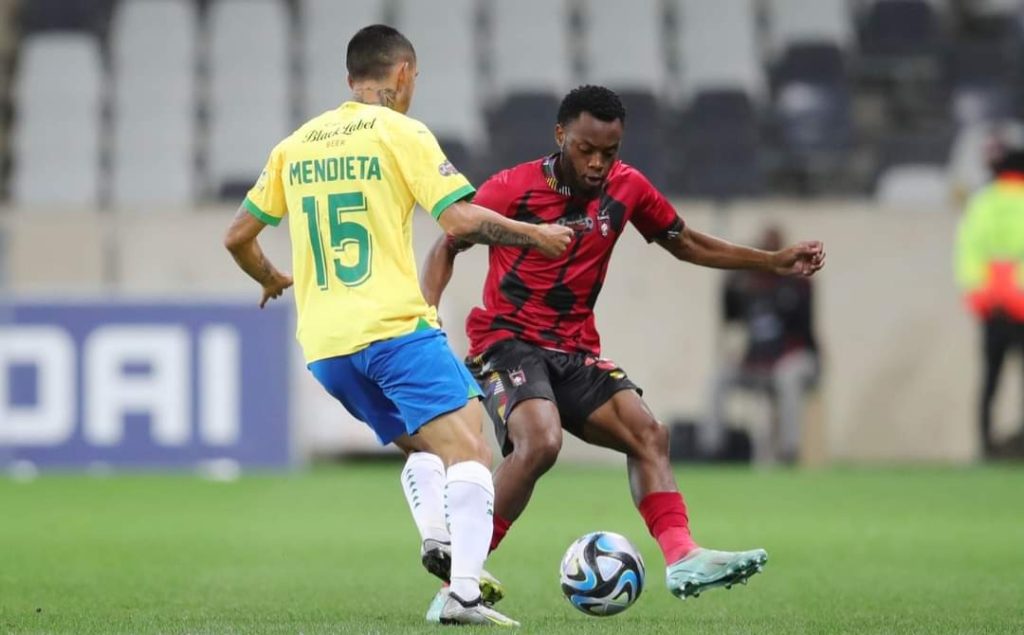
left=223, top=25, right=572, bottom=627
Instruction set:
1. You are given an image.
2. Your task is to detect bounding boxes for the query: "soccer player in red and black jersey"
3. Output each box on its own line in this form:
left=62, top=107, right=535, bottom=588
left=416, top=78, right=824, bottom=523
left=422, top=86, right=825, bottom=605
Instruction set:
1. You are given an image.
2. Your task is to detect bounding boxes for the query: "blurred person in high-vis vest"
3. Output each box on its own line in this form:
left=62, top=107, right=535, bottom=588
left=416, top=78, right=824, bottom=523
left=955, top=132, right=1024, bottom=460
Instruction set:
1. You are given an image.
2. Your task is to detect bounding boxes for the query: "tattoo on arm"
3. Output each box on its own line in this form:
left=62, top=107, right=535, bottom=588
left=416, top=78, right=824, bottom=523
left=254, top=250, right=275, bottom=284
left=462, top=221, right=536, bottom=247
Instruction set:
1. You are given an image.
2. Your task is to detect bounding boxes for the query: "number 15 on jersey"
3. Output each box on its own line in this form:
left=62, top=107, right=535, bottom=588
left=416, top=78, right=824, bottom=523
left=302, top=191, right=373, bottom=289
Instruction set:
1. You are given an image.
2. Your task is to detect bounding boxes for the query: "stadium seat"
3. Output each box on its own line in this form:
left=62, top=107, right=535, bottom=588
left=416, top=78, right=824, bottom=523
left=299, top=0, right=387, bottom=119
left=879, top=129, right=956, bottom=169
left=771, top=42, right=847, bottom=90
left=11, top=34, right=103, bottom=205
left=208, top=0, right=291, bottom=199
left=774, top=82, right=852, bottom=157
left=948, top=39, right=1021, bottom=127
left=490, top=0, right=573, bottom=96
left=616, top=90, right=669, bottom=190
left=582, top=0, right=668, bottom=93
left=19, top=0, right=113, bottom=35
left=769, top=43, right=853, bottom=189
left=580, top=0, right=669, bottom=188
left=487, top=0, right=573, bottom=173
left=766, top=0, right=852, bottom=54
left=857, top=0, right=946, bottom=123
left=110, top=0, right=197, bottom=207
left=875, top=165, right=951, bottom=207
left=673, top=90, right=763, bottom=198
left=858, top=0, right=941, bottom=61
left=874, top=128, right=955, bottom=205
left=396, top=0, right=484, bottom=149
left=675, top=0, right=764, bottom=101
left=488, top=92, right=561, bottom=172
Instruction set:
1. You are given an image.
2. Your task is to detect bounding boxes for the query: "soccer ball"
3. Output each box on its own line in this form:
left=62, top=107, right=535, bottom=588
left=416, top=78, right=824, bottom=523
left=559, top=531, right=645, bottom=617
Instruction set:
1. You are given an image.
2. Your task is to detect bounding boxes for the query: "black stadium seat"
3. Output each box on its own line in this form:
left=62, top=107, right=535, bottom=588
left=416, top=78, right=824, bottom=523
left=20, top=0, right=114, bottom=35
left=672, top=90, right=763, bottom=199
left=614, top=89, right=667, bottom=191
left=486, top=92, right=561, bottom=174
left=769, top=42, right=853, bottom=191
left=860, top=0, right=940, bottom=59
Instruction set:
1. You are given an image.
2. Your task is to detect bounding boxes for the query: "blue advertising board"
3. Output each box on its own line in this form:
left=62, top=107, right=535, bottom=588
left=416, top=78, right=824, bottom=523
left=0, top=302, right=292, bottom=468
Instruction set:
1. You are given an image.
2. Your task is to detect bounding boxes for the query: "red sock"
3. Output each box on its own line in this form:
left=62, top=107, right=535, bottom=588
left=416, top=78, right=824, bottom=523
left=489, top=514, right=512, bottom=553
left=638, top=491, right=699, bottom=565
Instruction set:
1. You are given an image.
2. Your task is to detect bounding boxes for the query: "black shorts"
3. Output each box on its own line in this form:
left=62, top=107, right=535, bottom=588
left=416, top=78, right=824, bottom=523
left=466, top=339, right=641, bottom=456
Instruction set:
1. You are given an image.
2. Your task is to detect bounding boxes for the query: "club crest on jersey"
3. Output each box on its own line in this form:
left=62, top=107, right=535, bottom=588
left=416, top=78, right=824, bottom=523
left=438, top=160, right=460, bottom=176
left=598, top=207, right=612, bottom=237
left=508, top=368, right=527, bottom=387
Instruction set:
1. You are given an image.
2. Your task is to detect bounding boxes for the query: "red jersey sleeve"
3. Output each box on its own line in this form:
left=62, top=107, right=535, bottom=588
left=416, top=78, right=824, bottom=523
left=471, top=168, right=517, bottom=217
left=629, top=171, right=684, bottom=243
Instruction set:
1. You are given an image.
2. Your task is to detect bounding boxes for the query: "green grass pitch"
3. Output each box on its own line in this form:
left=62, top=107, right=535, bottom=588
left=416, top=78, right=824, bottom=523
left=1, top=464, right=1022, bottom=634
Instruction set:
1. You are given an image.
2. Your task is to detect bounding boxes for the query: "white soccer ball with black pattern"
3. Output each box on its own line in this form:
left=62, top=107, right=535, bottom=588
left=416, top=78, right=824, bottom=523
left=559, top=531, right=645, bottom=617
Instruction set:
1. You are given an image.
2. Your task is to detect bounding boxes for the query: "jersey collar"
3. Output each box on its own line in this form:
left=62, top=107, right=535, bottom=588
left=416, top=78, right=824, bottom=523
left=542, top=153, right=574, bottom=197
left=997, top=171, right=1024, bottom=186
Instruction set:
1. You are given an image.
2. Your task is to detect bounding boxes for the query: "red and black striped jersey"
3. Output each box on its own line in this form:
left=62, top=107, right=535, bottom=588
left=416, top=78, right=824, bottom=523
left=463, top=154, right=683, bottom=357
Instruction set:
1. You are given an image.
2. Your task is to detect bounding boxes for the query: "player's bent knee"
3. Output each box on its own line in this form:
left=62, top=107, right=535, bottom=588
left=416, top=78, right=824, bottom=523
left=633, top=419, right=670, bottom=458
left=515, top=428, right=561, bottom=473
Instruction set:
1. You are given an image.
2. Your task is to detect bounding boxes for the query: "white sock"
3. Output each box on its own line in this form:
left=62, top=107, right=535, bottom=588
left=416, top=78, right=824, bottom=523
left=444, top=460, right=495, bottom=602
left=400, top=452, right=449, bottom=544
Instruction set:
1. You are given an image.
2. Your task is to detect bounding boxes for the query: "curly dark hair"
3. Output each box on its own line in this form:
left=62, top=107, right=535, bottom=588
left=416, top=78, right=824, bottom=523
left=556, top=85, right=626, bottom=126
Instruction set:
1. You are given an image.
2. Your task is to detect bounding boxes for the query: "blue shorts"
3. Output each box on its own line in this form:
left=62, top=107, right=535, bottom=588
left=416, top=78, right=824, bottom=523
left=308, top=328, right=482, bottom=445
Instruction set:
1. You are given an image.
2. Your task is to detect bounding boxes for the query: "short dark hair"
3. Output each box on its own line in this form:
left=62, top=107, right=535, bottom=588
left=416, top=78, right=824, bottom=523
left=556, top=85, right=626, bottom=126
left=994, top=149, right=1024, bottom=175
left=346, top=25, right=416, bottom=81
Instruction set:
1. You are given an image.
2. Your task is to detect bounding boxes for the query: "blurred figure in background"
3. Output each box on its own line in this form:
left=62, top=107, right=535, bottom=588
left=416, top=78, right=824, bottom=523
left=955, top=134, right=1024, bottom=460
left=702, top=225, right=820, bottom=465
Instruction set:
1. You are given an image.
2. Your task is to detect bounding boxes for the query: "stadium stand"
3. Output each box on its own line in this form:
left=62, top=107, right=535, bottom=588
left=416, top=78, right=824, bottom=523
left=582, top=0, right=669, bottom=188
left=766, top=0, right=853, bottom=54
left=299, top=0, right=387, bottom=120
left=10, top=33, right=103, bottom=205
left=396, top=0, right=485, bottom=183
left=487, top=0, right=574, bottom=170
left=768, top=43, right=854, bottom=192
left=0, top=0, right=1023, bottom=203
left=19, top=0, right=113, bottom=36
left=675, top=0, right=764, bottom=101
left=874, top=127, right=956, bottom=205
left=110, top=0, right=198, bottom=207
left=207, top=0, right=291, bottom=199
left=675, top=89, right=763, bottom=198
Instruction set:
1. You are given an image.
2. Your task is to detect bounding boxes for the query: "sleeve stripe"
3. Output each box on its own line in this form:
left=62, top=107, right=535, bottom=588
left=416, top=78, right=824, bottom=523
left=243, top=197, right=282, bottom=227
left=646, top=216, right=684, bottom=243
left=431, top=184, right=477, bottom=219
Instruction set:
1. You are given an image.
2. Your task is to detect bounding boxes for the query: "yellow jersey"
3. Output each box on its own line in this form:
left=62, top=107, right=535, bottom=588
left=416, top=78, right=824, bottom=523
left=243, top=102, right=475, bottom=362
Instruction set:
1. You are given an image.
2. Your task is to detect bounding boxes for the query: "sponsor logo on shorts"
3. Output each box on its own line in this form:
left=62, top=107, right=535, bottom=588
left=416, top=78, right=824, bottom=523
left=508, top=368, right=527, bottom=387
left=487, top=372, right=505, bottom=396
left=585, top=357, right=619, bottom=372
left=438, top=160, right=460, bottom=176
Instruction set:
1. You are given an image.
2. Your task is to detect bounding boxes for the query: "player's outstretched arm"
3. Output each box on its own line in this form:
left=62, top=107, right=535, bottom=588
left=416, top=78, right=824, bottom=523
left=437, top=201, right=573, bottom=258
left=656, top=226, right=826, bottom=277
left=223, top=205, right=293, bottom=308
